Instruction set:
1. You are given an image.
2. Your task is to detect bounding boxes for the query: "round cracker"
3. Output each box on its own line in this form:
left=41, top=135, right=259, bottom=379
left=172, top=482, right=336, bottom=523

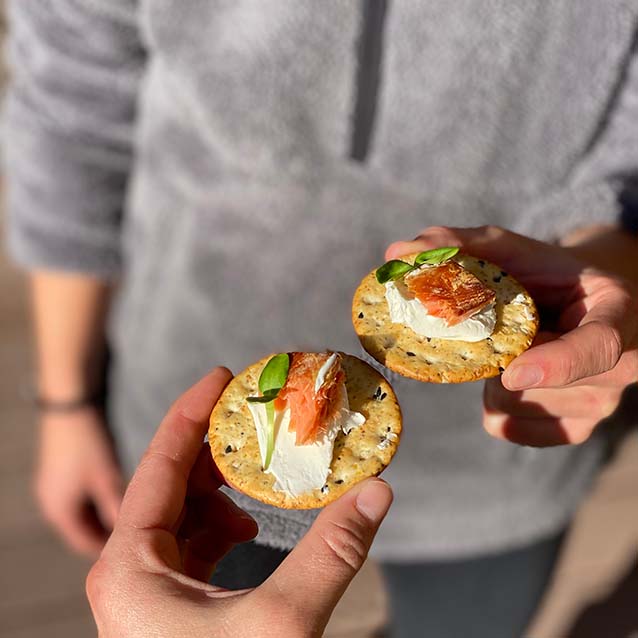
left=208, top=353, right=402, bottom=509
left=352, top=254, right=539, bottom=383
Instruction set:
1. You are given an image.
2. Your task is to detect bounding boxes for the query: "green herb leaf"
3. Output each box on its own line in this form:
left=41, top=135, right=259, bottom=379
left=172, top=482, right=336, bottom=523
left=258, top=353, right=290, bottom=395
left=264, top=401, right=275, bottom=469
left=375, top=260, right=415, bottom=284
left=414, top=246, right=460, bottom=266
left=246, top=353, right=290, bottom=471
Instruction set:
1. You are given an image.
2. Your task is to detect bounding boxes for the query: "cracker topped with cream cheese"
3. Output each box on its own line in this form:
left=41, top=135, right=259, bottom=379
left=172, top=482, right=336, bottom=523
left=352, top=252, right=538, bottom=383
left=209, top=352, right=401, bottom=509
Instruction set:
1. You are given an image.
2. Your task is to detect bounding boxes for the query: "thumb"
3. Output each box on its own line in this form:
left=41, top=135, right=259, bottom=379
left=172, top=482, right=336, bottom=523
left=257, top=479, right=393, bottom=633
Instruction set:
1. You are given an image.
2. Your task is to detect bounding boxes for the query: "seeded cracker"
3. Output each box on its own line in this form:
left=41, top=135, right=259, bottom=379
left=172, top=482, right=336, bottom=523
left=352, top=254, right=539, bottom=383
left=209, top=353, right=402, bottom=509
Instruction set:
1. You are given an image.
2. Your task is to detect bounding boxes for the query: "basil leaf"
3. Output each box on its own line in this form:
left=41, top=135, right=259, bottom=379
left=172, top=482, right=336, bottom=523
left=258, top=353, right=290, bottom=395
left=264, top=401, right=275, bottom=470
left=246, top=353, right=290, bottom=471
left=414, top=246, right=460, bottom=266
left=375, top=260, right=415, bottom=284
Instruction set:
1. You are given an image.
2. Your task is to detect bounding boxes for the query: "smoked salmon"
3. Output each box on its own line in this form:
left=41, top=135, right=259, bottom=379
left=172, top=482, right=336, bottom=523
left=405, top=260, right=496, bottom=326
left=278, top=352, right=345, bottom=445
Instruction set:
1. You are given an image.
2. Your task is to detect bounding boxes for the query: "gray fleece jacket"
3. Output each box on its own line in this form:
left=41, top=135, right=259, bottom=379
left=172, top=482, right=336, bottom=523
left=5, top=0, right=638, bottom=560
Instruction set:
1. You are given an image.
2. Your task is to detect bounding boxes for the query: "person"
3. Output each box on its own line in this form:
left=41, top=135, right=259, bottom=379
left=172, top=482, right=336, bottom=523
left=5, top=2, right=638, bottom=636
left=86, top=366, right=394, bottom=637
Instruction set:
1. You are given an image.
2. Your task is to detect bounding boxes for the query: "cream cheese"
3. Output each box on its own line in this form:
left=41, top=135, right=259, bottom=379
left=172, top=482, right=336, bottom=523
left=511, top=292, right=535, bottom=320
left=247, top=363, right=365, bottom=497
left=315, top=352, right=339, bottom=392
left=385, top=278, right=496, bottom=342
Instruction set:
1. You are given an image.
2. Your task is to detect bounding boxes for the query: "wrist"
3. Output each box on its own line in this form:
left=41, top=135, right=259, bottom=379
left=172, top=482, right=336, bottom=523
left=35, top=393, right=104, bottom=415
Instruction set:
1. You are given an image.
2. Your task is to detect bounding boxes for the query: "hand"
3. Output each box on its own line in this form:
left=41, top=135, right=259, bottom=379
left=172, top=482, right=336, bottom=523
left=87, top=368, right=393, bottom=638
left=35, top=407, right=123, bottom=556
left=387, top=225, right=638, bottom=446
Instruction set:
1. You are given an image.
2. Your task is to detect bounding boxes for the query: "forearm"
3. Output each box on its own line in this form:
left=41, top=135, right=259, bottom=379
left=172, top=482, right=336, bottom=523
left=559, top=223, right=638, bottom=284
left=31, top=271, right=112, bottom=402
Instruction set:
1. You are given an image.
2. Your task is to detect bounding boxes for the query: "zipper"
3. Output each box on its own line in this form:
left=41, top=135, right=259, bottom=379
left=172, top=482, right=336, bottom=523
left=350, top=0, right=388, bottom=162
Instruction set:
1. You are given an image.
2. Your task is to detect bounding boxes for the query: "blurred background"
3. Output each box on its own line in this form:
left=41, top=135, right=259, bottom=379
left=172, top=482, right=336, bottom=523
left=1, top=4, right=637, bottom=637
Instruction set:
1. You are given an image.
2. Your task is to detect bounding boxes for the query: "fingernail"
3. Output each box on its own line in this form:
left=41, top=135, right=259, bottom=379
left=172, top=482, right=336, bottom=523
left=505, top=365, right=543, bottom=390
left=355, top=479, right=393, bottom=524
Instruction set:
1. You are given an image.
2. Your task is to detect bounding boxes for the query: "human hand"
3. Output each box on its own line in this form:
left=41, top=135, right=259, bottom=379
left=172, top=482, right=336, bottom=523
left=386, top=225, right=638, bottom=446
left=35, top=407, right=124, bottom=556
left=87, top=367, right=393, bottom=638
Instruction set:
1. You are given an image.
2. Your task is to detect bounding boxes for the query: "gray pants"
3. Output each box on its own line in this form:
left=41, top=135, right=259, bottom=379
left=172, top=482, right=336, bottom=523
left=381, top=531, right=566, bottom=638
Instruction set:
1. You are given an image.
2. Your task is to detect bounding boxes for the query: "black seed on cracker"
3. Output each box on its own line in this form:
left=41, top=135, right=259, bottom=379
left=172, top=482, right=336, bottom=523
left=501, top=271, right=508, bottom=277
left=380, top=392, right=387, bottom=401
left=406, top=351, right=416, bottom=357
left=321, top=485, right=329, bottom=494
left=335, top=479, right=344, bottom=485
left=493, top=275, right=502, bottom=283
left=358, top=312, right=364, bottom=319
left=426, top=337, right=432, bottom=342
left=387, top=426, right=391, bottom=431
left=498, top=366, right=505, bottom=373
left=478, top=260, right=485, bottom=267
left=225, top=445, right=232, bottom=454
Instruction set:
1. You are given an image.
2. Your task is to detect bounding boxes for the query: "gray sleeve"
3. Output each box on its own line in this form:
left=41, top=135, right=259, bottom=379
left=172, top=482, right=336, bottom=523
left=519, top=38, right=638, bottom=240
left=3, top=0, right=145, bottom=278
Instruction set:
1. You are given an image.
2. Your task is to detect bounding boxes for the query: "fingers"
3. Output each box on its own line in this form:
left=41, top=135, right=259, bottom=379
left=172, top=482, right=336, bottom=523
left=187, top=445, right=227, bottom=497
left=178, top=490, right=258, bottom=581
left=503, top=322, right=630, bottom=390
left=483, top=378, right=623, bottom=446
left=483, top=378, right=617, bottom=420
left=385, top=226, right=463, bottom=261
left=42, top=496, right=108, bottom=557
left=257, top=479, right=392, bottom=633
left=483, top=409, right=596, bottom=446
left=385, top=226, right=583, bottom=300
left=118, top=367, right=232, bottom=532
left=35, top=475, right=106, bottom=557
left=56, top=505, right=107, bottom=557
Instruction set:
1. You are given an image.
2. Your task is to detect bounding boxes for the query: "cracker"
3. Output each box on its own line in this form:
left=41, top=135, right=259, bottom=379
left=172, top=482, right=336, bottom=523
left=352, top=254, right=539, bottom=383
left=208, top=353, right=401, bottom=509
